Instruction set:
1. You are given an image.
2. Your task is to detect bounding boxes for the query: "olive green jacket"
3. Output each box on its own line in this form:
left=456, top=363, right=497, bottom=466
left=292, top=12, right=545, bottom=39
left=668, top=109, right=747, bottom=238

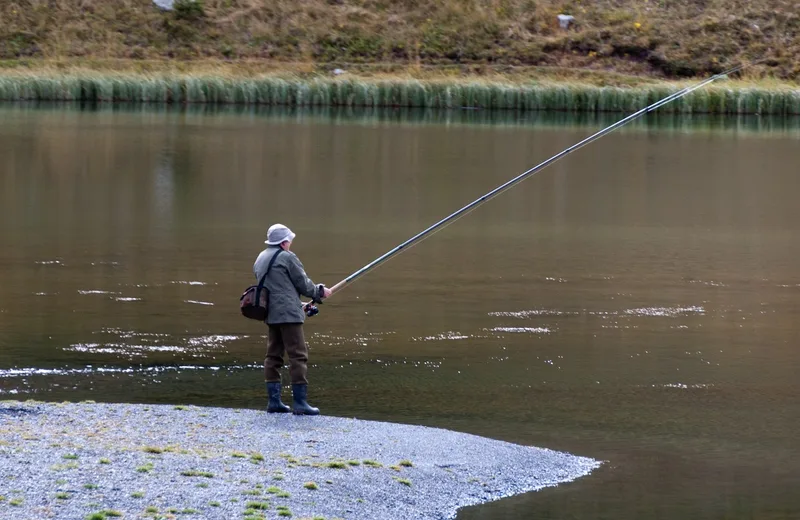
left=253, top=246, right=323, bottom=325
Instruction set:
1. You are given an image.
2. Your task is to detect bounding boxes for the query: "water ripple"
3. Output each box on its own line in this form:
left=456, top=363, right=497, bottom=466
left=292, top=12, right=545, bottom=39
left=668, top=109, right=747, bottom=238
left=187, top=335, right=243, bottom=347
left=97, top=329, right=171, bottom=340
left=0, top=363, right=260, bottom=378
left=311, top=332, right=392, bottom=348
left=65, top=343, right=188, bottom=356
left=488, top=327, right=552, bottom=334
left=651, top=383, right=715, bottom=389
left=411, top=332, right=471, bottom=341
left=60, top=330, right=250, bottom=359
left=488, top=309, right=568, bottom=318
left=623, top=306, right=705, bottom=317
left=689, top=280, right=727, bottom=287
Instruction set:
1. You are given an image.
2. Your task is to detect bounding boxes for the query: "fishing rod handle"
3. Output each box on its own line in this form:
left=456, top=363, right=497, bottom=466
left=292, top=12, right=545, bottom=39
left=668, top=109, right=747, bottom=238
left=330, top=280, right=347, bottom=294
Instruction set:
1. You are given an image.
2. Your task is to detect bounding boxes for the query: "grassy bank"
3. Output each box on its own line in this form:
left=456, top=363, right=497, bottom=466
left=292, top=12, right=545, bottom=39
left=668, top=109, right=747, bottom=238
left=1, top=68, right=800, bottom=114
left=1, top=0, right=799, bottom=80
left=2, top=0, right=800, bottom=113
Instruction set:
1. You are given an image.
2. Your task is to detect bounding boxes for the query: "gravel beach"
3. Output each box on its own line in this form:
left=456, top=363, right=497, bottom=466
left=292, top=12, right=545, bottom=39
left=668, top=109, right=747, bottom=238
left=0, top=401, right=600, bottom=520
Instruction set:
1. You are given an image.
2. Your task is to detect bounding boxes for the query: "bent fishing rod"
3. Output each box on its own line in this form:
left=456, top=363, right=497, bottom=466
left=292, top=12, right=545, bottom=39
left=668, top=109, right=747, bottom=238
left=305, top=62, right=752, bottom=314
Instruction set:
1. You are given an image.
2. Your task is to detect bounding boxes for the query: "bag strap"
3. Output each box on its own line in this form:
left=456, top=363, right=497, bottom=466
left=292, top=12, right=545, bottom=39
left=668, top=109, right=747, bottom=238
left=255, top=249, right=283, bottom=302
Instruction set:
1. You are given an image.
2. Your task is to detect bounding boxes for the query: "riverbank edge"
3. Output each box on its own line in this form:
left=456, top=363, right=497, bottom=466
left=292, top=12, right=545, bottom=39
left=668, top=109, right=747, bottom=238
left=0, top=400, right=601, bottom=520
left=1, top=65, right=800, bottom=114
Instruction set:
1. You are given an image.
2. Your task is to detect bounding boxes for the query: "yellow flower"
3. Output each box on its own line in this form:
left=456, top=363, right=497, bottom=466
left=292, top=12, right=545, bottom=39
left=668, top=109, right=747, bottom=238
left=634, top=22, right=642, bottom=29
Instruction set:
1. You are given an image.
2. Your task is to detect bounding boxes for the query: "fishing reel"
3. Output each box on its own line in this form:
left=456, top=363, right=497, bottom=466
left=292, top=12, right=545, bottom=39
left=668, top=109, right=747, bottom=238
left=303, top=284, right=326, bottom=317
left=303, top=302, right=320, bottom=317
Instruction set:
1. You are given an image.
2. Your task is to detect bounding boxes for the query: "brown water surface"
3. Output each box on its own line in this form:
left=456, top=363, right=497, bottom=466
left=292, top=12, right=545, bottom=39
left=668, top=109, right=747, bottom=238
left=1, top=104, right=799, bottom=519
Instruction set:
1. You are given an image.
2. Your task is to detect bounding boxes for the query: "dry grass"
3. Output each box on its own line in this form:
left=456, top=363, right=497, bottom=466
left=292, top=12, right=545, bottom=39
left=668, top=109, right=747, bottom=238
left=1, top=0, right=799, bottom=80
left=0, top=58, right=682, bottom=88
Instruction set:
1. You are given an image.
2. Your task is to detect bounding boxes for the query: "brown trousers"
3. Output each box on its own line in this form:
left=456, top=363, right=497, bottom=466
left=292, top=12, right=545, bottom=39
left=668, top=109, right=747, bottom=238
left=265, top=323, right=309, bottom=385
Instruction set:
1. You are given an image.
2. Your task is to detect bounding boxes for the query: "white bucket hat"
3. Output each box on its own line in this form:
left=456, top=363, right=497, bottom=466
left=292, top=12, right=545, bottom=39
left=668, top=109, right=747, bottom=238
left=265, top=224, right=296, bottom=245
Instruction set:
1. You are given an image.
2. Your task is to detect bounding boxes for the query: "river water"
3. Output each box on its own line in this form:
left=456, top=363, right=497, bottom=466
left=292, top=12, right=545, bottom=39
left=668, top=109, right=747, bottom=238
left=1, top=103, right=799, bottom=519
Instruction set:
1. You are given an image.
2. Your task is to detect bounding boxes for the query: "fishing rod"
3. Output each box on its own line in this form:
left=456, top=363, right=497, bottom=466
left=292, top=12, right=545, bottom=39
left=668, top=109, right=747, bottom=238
left=304, top=62, right=752, bottom=315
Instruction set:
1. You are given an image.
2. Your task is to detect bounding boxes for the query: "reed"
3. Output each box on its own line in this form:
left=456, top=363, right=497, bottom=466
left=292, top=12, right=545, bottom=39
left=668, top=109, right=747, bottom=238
left=1, top=73, right=799, bottom=115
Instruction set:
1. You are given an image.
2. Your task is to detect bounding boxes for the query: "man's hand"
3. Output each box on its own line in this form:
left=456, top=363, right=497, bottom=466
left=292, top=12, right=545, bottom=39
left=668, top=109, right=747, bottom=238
left=313, top=284, right=332, bottom=303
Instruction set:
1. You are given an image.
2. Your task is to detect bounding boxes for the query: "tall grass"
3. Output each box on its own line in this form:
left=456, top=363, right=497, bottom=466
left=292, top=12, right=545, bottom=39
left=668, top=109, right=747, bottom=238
left=1, top=74, right=799, bottom=114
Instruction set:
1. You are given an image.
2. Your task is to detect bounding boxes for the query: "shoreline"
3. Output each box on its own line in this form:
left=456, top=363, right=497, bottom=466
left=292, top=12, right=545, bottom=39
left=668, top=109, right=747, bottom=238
left=1, top=63, right=799, bottom=114
left=0, top=400, right=599, bottom=520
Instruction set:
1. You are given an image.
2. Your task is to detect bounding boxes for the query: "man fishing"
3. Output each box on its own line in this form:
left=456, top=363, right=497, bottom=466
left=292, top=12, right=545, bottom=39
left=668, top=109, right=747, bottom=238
left=254, top=224, right=332, bottom=415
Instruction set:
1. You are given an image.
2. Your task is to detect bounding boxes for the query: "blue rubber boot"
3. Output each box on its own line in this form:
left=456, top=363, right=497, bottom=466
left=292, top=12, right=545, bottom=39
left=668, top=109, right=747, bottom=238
left=266, top=382, right=291, bottom=413
left=291, top=384, right=320, bottom=416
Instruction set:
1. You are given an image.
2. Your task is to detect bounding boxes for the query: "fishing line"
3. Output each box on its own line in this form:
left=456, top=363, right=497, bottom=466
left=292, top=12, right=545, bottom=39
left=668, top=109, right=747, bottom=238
left=317, top=61, right=755, bottom=301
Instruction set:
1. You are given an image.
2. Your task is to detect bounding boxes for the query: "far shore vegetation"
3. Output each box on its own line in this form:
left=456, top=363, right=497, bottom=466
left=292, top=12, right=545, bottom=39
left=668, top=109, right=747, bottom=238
left=0, top=63, right=798, bottom=115
left=1, top=0, right=799, bottom=113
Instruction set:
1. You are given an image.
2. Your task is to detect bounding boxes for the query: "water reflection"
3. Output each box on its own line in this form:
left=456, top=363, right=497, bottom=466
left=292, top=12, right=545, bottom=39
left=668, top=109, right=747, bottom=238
left=4, top=101, right=800, bottom=136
